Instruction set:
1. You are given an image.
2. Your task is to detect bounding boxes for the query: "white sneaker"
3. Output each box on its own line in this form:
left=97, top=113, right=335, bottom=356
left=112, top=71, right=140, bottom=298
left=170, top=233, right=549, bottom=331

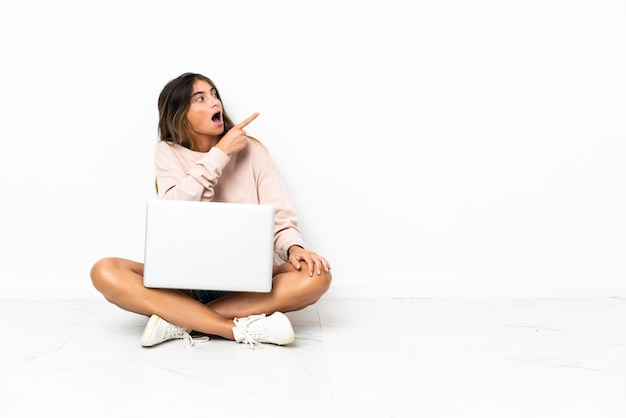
left=141, top=314, right=195, bottom=348
left=233, top=312, right=295, bottom=349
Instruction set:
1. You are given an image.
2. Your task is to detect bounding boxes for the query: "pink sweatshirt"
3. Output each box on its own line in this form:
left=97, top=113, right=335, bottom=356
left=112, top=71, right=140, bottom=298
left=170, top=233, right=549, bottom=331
left=154, top=139, right=307, bottom=262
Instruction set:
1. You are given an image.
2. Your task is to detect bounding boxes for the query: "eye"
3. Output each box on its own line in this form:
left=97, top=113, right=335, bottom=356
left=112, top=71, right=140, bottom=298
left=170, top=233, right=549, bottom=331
left=195, top=95, right=206, bottom=102
left=211, top=90, right=218, bottom=98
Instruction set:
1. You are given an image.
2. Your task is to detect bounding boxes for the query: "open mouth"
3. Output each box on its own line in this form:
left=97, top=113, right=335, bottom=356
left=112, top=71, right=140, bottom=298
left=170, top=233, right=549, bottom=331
left=212, top=111, right=222, bottom=123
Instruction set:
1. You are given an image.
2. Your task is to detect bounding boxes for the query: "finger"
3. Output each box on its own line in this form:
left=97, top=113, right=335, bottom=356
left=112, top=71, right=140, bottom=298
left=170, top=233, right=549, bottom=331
left=291, top=260, right=301, bottom=270
left=310, top=254, right=330, bottom=274
left=290, top=253, right=301, bottom=270
left=315, top=258, right=322, bottom=275
left=236, top=112, right=260, bottom=129
left=319, top=257, right=331, bottom=272
left=315, top=257, right=328, bottom=275
left=301, top=255, right=315, bottom=277
left=294, top=253, right=313, bottom=276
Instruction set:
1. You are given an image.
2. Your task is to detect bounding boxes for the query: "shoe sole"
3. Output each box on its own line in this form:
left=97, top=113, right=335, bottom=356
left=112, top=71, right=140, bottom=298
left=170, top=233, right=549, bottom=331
left=140, top=314, right=161, bottom=347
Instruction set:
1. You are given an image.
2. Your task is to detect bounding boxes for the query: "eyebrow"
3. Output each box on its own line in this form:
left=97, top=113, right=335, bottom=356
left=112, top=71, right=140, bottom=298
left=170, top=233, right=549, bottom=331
left=191, top=87, right=216, bottom=98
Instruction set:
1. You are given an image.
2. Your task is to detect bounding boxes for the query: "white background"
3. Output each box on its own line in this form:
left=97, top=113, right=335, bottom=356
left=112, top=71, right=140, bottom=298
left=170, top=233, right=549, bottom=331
left=1, top=0, right=624, bottom=298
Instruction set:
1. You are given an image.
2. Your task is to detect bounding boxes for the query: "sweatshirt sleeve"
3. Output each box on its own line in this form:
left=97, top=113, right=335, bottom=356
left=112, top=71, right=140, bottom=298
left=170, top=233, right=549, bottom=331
left=154, top=141, right=230, bottom=201
left=253, top=142, right=308, bottom=261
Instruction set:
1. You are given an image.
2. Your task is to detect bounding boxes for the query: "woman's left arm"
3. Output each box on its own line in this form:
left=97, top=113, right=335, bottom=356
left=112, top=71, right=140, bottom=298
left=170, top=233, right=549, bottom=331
left=252, top=141, right=310, bottom=262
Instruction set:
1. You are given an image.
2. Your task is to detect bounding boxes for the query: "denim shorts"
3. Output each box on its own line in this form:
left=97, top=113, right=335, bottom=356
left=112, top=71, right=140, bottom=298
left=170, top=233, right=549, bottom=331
left=193, top=290, right=233, bottom=305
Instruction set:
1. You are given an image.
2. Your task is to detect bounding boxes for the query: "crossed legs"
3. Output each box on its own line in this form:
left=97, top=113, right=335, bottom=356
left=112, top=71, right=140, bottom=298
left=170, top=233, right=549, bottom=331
left=90, top=257, right=332, bottom=341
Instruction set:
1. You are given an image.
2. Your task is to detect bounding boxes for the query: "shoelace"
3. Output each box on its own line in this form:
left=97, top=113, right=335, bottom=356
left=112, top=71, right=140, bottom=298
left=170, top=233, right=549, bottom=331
left=182, top=333, right=210, bottom=348
left=234, top=314, right=266, bottom=349
left=182, top=332, right=194, bottom=348
left=165, top=325, right=209, bottom=349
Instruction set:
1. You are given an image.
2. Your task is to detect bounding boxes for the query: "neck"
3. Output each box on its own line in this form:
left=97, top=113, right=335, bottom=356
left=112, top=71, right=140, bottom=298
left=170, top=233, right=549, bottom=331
left=193, top=135, right=219, bottom=153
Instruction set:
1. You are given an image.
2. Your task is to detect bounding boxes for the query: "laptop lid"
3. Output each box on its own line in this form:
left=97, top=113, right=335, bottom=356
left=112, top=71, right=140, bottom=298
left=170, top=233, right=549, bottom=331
left=143, top=199, right=274, bottom=293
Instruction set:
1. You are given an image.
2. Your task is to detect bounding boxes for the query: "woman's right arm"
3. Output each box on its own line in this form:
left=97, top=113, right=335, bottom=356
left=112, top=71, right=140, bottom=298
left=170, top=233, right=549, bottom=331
left=154, top=141, right=230, bottom=201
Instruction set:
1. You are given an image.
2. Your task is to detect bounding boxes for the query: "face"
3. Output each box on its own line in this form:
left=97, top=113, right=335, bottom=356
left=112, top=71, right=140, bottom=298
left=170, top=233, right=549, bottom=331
left=186, top=79, right=224, bottom=142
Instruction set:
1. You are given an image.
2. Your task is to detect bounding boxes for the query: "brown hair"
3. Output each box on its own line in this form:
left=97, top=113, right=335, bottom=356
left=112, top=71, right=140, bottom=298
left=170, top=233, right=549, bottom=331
left=157, top=72, right=235, bottom=150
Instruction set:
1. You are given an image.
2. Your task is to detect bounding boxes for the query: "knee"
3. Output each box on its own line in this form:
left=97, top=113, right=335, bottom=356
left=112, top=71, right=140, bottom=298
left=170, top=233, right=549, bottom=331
left=90, top=257, right=121, bottom=295
left=318, top=270, right=332, bottom=294
left=303, top=269, right=332, bottom=301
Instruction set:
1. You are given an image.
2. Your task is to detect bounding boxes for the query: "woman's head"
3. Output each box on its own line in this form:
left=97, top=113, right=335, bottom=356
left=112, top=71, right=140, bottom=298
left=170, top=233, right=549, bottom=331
left=157, top=72, right=235, bottom=150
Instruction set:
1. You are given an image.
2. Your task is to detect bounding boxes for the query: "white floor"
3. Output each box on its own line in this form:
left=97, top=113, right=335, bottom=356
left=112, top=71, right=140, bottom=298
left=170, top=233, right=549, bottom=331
left=1, top=297, right=625, bottom=418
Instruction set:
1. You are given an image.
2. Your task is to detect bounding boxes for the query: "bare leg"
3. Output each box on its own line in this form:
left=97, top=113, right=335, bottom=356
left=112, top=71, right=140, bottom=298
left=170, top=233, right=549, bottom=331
left=90, top=257, right=236, bottom=339
left=90, top=257, right=332, bottom=338
left=208, top=263, right=332, bottom=319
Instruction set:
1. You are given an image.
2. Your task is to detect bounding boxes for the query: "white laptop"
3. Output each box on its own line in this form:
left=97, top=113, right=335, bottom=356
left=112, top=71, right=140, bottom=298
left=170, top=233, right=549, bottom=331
left=143, top=199, right=275, bottom=292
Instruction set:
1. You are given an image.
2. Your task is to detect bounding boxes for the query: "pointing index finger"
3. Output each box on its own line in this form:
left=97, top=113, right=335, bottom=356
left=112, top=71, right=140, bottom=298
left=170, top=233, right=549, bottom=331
left=237, top=112, right=260, bottom=129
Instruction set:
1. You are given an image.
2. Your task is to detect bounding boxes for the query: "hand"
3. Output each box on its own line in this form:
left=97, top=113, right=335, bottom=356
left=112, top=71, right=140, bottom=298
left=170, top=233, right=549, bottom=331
left=215, top=112, right=259, bottom=156
left=288, top=245, right=331, bottom=277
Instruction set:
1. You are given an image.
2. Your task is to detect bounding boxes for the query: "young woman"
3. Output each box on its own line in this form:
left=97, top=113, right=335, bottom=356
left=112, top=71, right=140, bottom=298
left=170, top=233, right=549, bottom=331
left=90, top=72, right=332, bottom=348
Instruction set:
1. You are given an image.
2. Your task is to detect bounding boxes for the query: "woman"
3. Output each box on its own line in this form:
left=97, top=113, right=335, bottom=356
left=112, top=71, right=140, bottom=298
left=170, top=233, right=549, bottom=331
left=90, top=72, right=332, bottom=348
